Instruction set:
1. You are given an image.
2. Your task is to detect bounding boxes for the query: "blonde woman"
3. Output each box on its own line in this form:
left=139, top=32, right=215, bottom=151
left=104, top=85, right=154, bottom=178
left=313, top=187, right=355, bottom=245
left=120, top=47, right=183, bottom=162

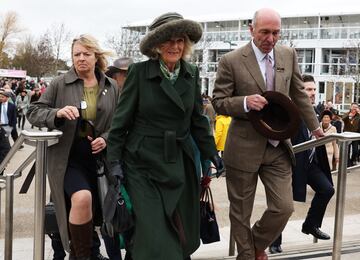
left=27, top=34, right=118, bottom=259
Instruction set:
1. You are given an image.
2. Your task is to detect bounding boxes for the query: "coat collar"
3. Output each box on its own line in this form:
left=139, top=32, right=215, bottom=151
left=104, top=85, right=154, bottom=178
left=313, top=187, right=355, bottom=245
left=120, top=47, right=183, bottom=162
left=64, top=66, right=111, bottom=90
left=145, top=59, right=195, bottom=112
left=146, top=59, right=194, bottom=80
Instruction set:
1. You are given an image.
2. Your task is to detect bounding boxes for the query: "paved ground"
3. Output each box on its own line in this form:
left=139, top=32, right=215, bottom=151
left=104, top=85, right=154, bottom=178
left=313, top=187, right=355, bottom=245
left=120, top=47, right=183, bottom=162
left=1, top=121, right=360, bottom=259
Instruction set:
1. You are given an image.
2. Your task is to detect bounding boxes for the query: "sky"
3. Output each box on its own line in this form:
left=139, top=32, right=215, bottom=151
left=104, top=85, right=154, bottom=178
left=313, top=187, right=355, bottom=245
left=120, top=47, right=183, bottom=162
left=0, top=0, right=359, bottom=55
left=1, top=0, right=359, bottom=39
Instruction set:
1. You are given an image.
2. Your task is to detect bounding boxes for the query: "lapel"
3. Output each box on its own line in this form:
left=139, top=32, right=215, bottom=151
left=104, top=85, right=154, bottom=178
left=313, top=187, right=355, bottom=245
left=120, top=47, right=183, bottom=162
left=274, top=46, right=286, bottom=93
left=146, top=59, right=194, bottom=112
left=242, top=42, right=266, bottom=92
left=6, top=103, right=11, bottom=117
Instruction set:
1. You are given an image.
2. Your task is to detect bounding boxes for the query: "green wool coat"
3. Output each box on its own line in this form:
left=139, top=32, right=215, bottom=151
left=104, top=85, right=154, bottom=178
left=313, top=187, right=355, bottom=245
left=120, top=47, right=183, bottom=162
left=107, top=59, right=217, bottom=260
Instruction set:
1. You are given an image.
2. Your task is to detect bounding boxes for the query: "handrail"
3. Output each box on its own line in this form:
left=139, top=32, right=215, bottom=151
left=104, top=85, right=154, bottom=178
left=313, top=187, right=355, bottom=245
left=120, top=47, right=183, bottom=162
left=0, top=129, right=62, bottom=260
left=0, top=130, right=62, bottom=176
left=227, top=131, right=360, bottom=260
left=293, top=132, right=360, bottom=153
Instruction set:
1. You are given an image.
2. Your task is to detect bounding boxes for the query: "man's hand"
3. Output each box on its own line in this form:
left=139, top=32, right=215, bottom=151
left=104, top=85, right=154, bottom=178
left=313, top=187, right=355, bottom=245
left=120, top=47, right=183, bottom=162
left=246, top=94, right=268, bottom=111
left=56, top=106, right=79, bottom=120
left=210, top=154, right=225, bottom=178
left=312, top=128, right=324, bottom=139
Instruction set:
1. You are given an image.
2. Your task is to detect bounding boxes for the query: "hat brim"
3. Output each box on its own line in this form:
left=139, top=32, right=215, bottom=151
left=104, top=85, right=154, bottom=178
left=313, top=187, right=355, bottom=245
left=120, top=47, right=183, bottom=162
left=248, top=91, right=301, bottom=140
left=140, top=19, right=202, bottom=58
left=105, top=66, right=122, bottom=77
left=0, top=91, right=11, bottom=97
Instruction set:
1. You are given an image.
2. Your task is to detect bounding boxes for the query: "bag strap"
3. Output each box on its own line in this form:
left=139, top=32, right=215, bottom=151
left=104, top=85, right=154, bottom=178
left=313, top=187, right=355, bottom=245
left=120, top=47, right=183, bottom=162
left=19, top=162, right=36, bottom=194
left=206, top=186, right=215, bottom=212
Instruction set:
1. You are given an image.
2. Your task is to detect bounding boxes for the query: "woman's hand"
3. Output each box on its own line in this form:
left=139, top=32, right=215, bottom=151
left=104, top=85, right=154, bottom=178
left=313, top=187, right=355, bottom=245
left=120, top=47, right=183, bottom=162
left=56, top=106, right=79, bottom=120
left=87, top=136, right=106, bottom=154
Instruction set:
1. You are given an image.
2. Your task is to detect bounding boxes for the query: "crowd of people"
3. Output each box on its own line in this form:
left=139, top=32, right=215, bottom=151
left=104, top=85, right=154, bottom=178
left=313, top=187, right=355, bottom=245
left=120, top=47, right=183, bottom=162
left=0, top=7, right=358, bottom=260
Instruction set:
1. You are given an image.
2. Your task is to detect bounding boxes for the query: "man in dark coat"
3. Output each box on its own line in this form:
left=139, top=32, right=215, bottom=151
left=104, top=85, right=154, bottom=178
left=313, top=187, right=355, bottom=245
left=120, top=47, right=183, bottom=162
left=269, top=74, right=335, bottom=254
left=0, top=126, right=11, bottom=173
left=0, top=90, right=18, bottom=141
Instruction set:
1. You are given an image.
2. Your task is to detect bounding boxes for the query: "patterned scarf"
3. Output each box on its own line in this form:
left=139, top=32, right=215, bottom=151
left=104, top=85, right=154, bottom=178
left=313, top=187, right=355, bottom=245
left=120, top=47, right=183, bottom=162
left=159, top=59, right=180, bottom=85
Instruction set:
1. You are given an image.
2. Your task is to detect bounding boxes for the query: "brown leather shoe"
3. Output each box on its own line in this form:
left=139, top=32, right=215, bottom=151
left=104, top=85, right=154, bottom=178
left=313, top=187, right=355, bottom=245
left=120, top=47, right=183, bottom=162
left=255, top=250, right=268, bottom=260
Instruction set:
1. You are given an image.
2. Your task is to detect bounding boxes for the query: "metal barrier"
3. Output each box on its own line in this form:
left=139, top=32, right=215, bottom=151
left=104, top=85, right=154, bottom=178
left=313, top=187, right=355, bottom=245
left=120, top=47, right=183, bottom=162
left=0, top=130, right=62, bottom=260
left=227, top=131, right=360, bottom=260
left=0, top=179, right=6, bottom=233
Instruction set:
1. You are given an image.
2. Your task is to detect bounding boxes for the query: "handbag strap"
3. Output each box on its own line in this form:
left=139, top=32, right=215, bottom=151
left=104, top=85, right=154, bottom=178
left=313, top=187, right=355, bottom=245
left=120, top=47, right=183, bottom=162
left=200, top=186, right=215, bottom=212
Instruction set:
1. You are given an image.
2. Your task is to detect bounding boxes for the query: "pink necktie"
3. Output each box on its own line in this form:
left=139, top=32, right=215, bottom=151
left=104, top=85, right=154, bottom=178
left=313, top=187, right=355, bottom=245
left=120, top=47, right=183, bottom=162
left=265, top=54, right=279, bottom=146
left=265, top=54, right=274, bottom=91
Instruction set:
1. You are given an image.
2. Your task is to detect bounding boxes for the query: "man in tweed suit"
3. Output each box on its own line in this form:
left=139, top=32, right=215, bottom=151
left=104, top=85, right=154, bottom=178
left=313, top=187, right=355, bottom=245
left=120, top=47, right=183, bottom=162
left=212, top=8, right=323, bottom=260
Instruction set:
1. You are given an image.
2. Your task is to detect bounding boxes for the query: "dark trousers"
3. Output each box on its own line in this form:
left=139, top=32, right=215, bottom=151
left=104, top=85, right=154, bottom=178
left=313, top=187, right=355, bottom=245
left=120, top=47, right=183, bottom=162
left=303, top=162, right=335, bottom=228
left=102, top=234, right=122, bottom=260
left=11, top=127, right=18, bottom=143
left=271, top=162, right=334, bottom=248
left=348, top=141, right=359, bottom=165
left=0, top=128, right=11, bottom=167
left=17, top=115, right=26, bottom=129
left=271, top=234, right=282, bottom=247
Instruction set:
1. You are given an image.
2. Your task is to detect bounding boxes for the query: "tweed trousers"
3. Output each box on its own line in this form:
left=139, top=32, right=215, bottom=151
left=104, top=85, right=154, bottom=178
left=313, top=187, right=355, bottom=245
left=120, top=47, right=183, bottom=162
left=226, top=144, right=294, bottom=260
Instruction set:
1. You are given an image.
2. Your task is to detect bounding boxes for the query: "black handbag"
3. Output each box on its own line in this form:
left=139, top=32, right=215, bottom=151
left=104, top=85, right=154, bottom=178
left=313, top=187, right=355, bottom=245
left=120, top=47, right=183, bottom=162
left=102, top=180, right=134, bottom=237
left=44, top=202, right=59, bottom=235
left=200, top=178, right=220, bottom=244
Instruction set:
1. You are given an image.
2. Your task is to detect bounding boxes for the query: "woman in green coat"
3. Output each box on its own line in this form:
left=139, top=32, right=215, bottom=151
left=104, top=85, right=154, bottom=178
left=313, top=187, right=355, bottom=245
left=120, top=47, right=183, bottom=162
left=107, top=12, right=224, bottom=260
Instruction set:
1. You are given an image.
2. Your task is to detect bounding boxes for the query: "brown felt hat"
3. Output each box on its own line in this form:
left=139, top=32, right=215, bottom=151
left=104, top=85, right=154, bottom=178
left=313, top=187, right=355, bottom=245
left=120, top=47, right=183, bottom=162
left=140, top=12, right=203, bottom=58
left=248, top=91, right=301, bottom=140
left=0, top=90, right=11, bottom=97
left=105, top=57, right=134, bottom=77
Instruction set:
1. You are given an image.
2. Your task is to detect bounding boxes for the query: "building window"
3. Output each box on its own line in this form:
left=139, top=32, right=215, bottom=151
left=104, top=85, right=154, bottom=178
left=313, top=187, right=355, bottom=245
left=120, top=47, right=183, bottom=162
left=319, top=82, right=325, bottom=93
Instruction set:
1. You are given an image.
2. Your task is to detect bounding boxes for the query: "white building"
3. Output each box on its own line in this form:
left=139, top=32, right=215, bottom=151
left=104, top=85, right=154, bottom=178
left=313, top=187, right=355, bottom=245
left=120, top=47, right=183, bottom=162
left=120, top=11, right=360, bottom=112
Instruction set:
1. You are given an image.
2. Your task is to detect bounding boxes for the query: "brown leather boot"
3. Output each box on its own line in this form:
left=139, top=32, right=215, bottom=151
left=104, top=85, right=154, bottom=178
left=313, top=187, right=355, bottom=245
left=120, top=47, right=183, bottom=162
left=69, top=220, right=93, bottom=259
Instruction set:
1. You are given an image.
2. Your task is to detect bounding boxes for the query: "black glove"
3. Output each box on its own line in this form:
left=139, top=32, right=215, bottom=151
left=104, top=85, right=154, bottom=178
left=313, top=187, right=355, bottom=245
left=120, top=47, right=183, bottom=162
left=210, top=154, right=225, bottom=178
left=108, top=160, right=124, bottom=185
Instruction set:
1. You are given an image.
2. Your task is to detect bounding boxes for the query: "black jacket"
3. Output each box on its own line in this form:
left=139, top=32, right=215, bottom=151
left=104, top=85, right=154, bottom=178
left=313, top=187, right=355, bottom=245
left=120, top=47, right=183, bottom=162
left=0, top=102, right=17, bottom=130
left=291, top=121, right=333, bottom=202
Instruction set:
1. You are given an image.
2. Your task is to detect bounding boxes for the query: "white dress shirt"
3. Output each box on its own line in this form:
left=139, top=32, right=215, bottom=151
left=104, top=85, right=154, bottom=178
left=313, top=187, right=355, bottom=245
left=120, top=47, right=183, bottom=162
left=1, top=101, right=9, bottom=125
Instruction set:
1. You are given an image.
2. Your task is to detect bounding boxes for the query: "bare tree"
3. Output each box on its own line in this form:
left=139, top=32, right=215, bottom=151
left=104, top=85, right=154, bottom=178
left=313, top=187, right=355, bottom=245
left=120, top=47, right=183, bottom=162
left=12, top=32, right=68, bottom=77
left=105, top=28, right=143, bottom=61
left=0, top=11, right=22, bottom=67
left=49, top=23, right=72, bottom=72
left=105, top=31, right=123, bottom=56
left=12, top=36, right=38, bottom=75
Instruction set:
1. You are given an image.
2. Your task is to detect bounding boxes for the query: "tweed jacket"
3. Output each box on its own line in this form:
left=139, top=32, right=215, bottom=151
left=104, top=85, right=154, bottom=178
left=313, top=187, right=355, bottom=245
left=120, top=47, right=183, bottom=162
left=212, top=42, right=320, bottom=172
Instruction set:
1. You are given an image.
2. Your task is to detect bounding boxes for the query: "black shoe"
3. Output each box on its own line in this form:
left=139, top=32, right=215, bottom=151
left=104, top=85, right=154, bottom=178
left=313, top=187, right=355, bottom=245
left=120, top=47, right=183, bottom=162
left=19, top=145, right=24, bottom=149
left=269, top=245, right=283, bottom=254
left=91, top=253, right=109, bottom=260
left=302, top=225, right=330, bottom=240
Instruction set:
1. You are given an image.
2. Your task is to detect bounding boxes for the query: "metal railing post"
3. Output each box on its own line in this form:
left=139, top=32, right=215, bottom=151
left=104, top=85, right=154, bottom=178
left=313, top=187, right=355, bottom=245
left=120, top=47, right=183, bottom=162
left=228, top=225, right=236, bottom=256
left=33, top=140, right=47, bottom=260
left=332, top=140, right=350, bottom=260
left=4, top=174, right=14, bottom=260
left=0, top=179, right=5, bottom=233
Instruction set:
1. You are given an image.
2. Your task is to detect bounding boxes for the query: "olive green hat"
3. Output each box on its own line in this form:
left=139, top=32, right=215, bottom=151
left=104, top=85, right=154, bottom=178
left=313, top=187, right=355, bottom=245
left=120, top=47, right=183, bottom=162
left=140, top=12, right=203, bottom=58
